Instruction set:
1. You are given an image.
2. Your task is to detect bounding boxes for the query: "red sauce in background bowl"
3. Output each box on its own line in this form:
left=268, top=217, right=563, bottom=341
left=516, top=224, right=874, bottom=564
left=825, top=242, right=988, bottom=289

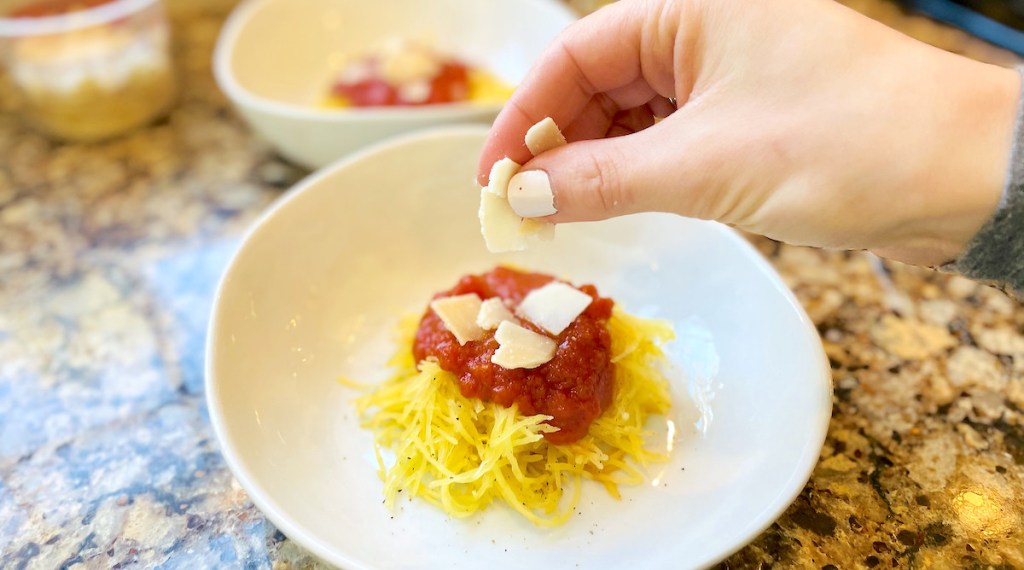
left=412, top=267, right=615, bottom=444
left=8, top=0, right=113, bottom=18
left=331, top=60, right=470, bottom=107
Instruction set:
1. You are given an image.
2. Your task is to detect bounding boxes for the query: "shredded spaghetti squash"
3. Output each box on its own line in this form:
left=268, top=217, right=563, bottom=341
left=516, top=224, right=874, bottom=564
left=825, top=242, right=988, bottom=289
left=353, top=308, right=674, bottom=526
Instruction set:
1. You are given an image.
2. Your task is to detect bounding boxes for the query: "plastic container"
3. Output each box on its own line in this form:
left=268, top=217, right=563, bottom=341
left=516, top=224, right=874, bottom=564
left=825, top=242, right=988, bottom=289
left=0, top=0, right=177, bottom=142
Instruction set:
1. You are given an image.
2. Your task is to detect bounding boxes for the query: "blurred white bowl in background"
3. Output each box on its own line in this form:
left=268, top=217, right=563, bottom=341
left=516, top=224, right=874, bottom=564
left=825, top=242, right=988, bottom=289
left=213, top=0, right=576, bottom=169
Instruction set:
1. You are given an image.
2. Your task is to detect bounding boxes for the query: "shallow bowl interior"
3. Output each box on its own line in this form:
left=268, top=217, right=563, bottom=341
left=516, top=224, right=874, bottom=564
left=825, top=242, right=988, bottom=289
left=206, top=126, right=832, bottom=569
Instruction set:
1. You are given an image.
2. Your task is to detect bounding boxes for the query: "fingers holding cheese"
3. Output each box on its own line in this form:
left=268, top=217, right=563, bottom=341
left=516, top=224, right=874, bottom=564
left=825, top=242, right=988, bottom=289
left=479, top=117, right=566, bottom=253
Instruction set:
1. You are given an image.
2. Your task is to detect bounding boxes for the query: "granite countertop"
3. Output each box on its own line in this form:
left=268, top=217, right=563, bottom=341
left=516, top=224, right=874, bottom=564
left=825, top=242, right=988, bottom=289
left=1, top=2, right=1022, bottom=569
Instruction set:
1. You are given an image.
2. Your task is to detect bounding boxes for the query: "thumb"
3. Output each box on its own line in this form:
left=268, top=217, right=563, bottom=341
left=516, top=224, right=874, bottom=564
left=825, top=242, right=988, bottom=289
left=506, top=120, right=718, bottom=224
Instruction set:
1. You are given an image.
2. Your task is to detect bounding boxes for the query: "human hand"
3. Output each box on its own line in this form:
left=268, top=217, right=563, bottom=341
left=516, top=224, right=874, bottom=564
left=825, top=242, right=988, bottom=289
left=478, top=0, right=1019, bottom=266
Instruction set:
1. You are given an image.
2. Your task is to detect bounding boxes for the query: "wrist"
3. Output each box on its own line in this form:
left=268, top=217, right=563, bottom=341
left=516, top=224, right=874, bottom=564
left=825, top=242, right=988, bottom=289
left=872, top=57, right=1019, bottom=266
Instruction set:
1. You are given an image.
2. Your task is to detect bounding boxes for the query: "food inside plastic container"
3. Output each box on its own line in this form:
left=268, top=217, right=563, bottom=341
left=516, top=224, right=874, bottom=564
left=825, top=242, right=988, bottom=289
left=1, top=0, right=177, bottom=141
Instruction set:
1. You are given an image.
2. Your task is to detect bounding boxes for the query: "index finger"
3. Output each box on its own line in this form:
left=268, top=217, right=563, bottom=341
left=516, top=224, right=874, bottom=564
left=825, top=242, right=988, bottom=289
left=476, top=1, right=657, bottom=185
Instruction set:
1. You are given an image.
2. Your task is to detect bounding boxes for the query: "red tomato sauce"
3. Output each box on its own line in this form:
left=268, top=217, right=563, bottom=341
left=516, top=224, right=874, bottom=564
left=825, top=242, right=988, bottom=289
left=412, top=267, right=615, bottom=444
left=331, top=60, right=469, bottom=107
left=9, top=0, right=112, bottom=18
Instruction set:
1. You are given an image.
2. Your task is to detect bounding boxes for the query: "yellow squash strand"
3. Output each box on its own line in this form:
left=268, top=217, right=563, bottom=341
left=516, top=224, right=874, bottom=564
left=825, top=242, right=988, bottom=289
left=353, top=308, right=674, bottom=526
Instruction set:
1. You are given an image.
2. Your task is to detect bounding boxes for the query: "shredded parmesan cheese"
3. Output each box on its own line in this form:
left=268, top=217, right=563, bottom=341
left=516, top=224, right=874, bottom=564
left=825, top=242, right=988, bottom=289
left=353, top=309, right=674, bottom=526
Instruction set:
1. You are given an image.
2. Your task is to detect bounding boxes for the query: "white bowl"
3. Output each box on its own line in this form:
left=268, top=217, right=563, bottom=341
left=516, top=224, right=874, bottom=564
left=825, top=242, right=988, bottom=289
left=213, top=0, right=575, bottom=169
left=206, top=127, right=832, bottom=569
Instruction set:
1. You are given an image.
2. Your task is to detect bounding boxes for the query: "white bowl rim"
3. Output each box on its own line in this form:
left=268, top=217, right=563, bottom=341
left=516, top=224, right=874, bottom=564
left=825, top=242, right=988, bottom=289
left=212, top=0, right=578, bottom=122
left=205, top=125, right=833, bottom=569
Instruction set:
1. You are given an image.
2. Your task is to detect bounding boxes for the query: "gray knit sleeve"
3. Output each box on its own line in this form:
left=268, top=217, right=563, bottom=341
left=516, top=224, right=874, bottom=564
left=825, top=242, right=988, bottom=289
left=944, top=73, right=1024, bottom=298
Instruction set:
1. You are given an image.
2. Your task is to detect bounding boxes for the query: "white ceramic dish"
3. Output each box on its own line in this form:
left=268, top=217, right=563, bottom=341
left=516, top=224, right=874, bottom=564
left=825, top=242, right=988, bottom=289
left=206, top=127, right=832, bottom=569
left=213, top=0, right=575, bottom=169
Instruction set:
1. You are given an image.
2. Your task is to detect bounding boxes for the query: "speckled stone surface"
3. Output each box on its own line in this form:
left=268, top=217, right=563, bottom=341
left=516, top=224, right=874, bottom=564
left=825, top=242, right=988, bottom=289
left=1, top=2, right=1022, bottom=569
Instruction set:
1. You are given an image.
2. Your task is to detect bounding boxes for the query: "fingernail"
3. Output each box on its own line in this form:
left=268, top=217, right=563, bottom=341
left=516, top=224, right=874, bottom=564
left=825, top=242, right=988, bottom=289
left=508, top=170, right=556, bottom=218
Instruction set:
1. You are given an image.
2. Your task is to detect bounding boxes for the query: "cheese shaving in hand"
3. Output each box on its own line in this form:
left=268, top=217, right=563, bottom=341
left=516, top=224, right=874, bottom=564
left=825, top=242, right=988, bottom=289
left=525, top=117, right=567, bottom=155
left=485, top=158, right=520, bottom=198
left=479, top=118, right=564, bottom=253
left=353, top=309, right=674, bottom=526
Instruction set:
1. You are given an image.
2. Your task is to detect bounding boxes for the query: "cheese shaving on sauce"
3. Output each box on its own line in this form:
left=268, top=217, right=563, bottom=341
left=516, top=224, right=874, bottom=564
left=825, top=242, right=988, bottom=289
left=476, top=297, right=517, bottom=330
left=353, top=309, right=674, bottom=526
left=516, top=281, right=593, bottom=336
left=429, top=293, right=484, bottom=345
left=490, top=320, right=557, bottom=369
